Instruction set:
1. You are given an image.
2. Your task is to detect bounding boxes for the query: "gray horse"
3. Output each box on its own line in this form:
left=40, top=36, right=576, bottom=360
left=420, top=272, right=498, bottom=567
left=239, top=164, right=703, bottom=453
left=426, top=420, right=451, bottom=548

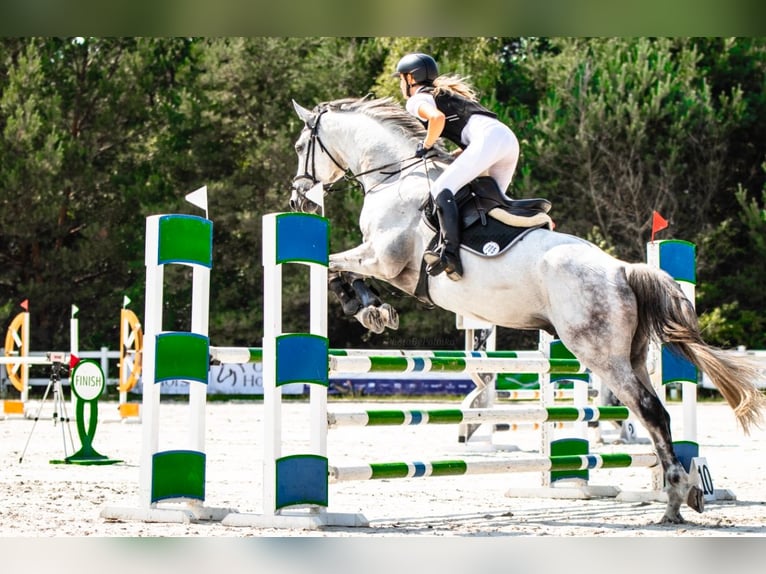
left=290, top=96, right=765, bottom=524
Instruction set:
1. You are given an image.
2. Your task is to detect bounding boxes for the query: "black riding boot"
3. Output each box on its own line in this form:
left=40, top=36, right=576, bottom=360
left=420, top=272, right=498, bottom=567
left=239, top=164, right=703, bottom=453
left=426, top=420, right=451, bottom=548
left=424, top=189, right=463, bottom=281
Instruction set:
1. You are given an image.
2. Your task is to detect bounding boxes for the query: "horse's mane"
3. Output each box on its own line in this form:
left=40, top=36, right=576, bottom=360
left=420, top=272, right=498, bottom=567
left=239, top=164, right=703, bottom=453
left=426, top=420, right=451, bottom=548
left=315, top=97, right=426, bottom=141
left=315, top=97, right=452, bottom=159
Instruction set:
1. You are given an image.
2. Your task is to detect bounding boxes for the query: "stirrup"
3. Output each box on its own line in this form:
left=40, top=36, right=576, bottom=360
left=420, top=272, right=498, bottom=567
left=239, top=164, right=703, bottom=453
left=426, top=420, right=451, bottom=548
left=424, top=248, right=462, bottom=280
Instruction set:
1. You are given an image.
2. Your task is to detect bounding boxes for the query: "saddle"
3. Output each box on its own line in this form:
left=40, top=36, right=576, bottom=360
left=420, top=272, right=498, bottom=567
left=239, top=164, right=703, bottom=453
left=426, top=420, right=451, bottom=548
left=414, top=178, right=553, bottom=305
left=421, top=177, right=553, bottom=257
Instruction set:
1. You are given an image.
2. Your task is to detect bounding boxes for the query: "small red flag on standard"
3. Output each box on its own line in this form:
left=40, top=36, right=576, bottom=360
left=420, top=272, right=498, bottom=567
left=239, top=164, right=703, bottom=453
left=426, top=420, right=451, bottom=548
left=651, top=211, right=669, bottom=242
left=69, top=354, right=80, bottom=369
left=20, top=299, right=29, bottom=311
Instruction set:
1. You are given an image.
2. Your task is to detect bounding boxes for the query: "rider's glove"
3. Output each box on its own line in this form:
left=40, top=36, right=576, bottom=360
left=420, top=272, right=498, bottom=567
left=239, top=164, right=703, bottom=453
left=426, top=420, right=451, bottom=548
left=415, top=142, right=431, bottom=158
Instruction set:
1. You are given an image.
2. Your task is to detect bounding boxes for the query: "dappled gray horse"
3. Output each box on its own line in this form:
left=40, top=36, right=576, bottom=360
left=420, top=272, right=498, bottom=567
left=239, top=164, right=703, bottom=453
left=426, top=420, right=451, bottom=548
left=290, top=96, right=765, bottom=524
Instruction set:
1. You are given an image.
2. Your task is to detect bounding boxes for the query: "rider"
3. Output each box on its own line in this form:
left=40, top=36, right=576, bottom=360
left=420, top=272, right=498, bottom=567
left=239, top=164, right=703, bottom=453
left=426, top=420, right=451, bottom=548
left=394, top=52, right=521, bottom=281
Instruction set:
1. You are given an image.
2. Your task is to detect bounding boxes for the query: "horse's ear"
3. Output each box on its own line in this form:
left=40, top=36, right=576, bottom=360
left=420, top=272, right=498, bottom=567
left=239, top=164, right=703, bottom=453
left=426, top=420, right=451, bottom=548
left=292, top=100, right=316, bottom=128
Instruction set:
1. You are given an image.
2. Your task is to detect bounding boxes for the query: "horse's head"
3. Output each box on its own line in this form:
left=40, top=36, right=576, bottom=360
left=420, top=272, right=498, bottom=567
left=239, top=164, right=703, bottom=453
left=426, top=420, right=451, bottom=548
left=290, top=100, right=348, bottom=214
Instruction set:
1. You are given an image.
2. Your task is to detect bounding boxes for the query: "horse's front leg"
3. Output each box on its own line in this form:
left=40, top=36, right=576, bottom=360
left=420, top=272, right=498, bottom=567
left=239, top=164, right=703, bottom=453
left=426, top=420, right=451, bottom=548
left=328, top=271, right=364, bottom=316
left=330, top=244, right=402, bottom=333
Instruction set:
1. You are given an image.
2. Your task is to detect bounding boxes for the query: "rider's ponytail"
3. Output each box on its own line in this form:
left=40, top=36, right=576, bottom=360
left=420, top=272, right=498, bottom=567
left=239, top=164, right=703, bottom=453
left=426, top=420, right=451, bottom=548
left=432, top=75, right=478, bottom=101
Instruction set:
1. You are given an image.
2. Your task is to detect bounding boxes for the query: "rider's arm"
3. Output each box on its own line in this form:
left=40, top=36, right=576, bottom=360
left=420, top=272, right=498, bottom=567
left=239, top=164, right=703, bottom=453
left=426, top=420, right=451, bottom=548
left=415, top=101, right=445, bottom=150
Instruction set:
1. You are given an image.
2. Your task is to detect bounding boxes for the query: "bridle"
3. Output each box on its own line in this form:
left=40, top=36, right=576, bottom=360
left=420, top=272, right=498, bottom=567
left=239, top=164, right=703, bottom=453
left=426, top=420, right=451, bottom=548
left=291, top=106, right=426, bottom=199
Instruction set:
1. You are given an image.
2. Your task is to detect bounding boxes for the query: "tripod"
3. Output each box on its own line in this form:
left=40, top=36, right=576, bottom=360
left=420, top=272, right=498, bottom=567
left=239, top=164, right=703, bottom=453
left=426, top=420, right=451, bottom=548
left=19, top=354, right=76, bottom=463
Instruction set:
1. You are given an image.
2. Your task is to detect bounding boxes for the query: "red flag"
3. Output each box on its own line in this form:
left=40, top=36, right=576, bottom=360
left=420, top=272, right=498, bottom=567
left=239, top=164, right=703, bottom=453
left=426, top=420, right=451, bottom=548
left=20, top=299, right=29, bottom=311
left=651, top=211, right=669, bottom=242
left=69, top=354, right=80, bottom=369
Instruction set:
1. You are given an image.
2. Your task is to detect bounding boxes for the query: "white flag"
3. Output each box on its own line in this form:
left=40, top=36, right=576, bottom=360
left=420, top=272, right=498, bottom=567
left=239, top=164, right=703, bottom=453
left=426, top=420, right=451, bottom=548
left=304, top=182, right=325, bottom=214
left=185, top=185, right=208, bottom=218
left=71, top=304, right=79, bottom=318
left=122, top=295, right=131, bottom=308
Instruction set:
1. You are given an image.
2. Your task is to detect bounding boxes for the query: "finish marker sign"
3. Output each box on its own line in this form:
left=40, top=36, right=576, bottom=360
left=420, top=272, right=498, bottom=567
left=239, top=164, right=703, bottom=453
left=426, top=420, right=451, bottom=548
left=61, top=360, right=120, bottom=465
left=71, top=360, right=106, bottom=401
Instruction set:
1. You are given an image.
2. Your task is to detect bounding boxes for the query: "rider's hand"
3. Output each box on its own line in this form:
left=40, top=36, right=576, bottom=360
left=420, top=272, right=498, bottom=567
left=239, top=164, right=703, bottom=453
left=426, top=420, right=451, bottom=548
left=415, top=142, right=431, bottom=158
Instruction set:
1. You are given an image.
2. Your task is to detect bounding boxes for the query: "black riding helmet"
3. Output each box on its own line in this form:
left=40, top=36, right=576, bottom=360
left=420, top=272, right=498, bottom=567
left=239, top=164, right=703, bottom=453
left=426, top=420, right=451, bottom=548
left=393, top=53, right=439, bottom=84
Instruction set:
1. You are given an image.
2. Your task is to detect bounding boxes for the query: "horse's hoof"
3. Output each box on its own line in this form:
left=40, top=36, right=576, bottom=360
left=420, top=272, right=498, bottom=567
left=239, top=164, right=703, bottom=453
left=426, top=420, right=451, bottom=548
left=686, top=485, right=705, bottom=513
left=357, top=307, right=385, bottom=334
left=380, top=303, right=399, bottom=330
left=659, top=512, right=685, bottom=525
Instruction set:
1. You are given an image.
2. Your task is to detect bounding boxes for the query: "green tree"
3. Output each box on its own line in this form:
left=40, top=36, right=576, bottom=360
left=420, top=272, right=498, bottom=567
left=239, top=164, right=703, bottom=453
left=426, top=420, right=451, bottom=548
left=517, top=38, right=747, bottom=262
left=1, top=38, right=202, bottom=351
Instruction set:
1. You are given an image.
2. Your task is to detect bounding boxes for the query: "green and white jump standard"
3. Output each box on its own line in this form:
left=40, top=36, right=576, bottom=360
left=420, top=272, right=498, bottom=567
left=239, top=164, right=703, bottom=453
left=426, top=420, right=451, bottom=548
left=101, top=214, right=232, bottom=523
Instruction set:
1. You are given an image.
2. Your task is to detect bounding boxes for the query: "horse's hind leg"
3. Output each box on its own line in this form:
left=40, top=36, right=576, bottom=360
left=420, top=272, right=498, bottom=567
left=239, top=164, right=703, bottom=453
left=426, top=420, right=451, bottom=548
left=630, top=342, right=704, bottom=520
left=590, top=360, right=694, bottom=523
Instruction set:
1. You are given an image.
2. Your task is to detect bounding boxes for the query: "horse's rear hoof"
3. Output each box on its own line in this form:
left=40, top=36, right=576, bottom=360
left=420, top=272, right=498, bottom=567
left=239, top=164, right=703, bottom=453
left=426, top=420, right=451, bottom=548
left=659, top=513, right=685, bottom=525
left=686, top=485, right=705, bottom=513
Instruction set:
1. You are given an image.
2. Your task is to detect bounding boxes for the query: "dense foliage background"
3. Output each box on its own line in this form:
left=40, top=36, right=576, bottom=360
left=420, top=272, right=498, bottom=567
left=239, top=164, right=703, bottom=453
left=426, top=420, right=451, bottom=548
left=1, top=37, right=765, bottom=355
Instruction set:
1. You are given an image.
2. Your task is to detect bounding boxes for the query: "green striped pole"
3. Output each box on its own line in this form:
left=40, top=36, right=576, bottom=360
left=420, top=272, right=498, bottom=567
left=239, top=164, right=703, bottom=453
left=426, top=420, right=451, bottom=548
left=209, top=346, right=585, bottom=375
left=328, top=406, right=629, bottom=428
left=329, top=453, right=658, bottom=482
left=329, top=355, right=583, bottom=375
left=210, top=346, right=576, bottom=362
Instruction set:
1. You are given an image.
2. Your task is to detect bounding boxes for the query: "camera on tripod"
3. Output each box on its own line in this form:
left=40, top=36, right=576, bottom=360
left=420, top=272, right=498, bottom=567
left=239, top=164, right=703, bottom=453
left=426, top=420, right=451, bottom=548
left=47, top=352, right=67, bottom=364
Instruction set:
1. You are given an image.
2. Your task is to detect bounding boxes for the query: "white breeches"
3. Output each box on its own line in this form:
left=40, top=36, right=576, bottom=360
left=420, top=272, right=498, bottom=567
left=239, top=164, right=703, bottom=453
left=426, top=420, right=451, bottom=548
left=432, top=121, right=519, bottom=198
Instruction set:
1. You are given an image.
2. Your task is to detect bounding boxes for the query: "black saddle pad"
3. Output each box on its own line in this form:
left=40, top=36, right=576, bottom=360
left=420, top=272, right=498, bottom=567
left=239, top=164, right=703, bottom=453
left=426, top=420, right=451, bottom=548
left=421, top=178, right=550, bottom=257
left=423, top=215, right=542, bottom=258
left=461, top=217, right=542, bottom=256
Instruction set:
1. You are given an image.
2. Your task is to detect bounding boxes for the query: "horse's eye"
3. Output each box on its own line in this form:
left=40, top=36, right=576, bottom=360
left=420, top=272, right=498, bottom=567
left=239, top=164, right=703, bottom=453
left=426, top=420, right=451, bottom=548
left=295, top=143, right=304, bottom=154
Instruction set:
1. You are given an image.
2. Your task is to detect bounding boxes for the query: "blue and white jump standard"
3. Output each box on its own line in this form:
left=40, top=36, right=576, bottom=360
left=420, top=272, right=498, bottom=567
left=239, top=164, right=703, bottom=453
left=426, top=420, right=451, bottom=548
left=222, top=212, right=367, bottom=528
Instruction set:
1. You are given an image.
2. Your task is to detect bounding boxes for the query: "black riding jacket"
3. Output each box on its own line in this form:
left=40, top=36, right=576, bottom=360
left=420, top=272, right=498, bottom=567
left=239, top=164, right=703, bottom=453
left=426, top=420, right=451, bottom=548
left=420, top=86, right=497, bottom=149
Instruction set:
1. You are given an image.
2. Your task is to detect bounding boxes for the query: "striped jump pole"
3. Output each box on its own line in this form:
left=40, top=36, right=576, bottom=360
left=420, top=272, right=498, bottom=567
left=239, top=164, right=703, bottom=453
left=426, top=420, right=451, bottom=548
left=101, top=212, right=233, bottom=524
left=647, top=240, right=698, bottom=448
left=328, top=354, right=584, bottom=375
left=327, top=406, right=630, bottom=428
left=210, top=347, right=585, bottom=376
left=645, top=239, right=727, bottom=502
left=330, top=452, right=658, bottom=483
left=210, top=345, right=581, bottom=365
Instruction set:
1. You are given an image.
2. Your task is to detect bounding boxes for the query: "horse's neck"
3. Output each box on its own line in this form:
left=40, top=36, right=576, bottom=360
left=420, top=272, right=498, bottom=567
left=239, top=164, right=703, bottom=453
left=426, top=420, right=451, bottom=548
left=328, top=111, right=415, bottom=188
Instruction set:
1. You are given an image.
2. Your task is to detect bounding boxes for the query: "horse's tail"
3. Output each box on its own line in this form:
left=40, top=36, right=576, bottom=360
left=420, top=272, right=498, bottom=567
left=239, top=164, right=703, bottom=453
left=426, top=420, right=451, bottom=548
left=626, top=263, right=766, bottom=434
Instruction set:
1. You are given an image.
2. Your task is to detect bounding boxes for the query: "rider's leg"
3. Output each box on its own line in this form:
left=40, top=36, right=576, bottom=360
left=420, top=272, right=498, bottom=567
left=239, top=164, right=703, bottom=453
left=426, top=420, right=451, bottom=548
left=423, top=124, right=517, bottom=281
left=484, top=127, right=519, bottom=197
left=424, top=188, right=463, bottom=280
left=451, top=121, right=519, bottom=196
